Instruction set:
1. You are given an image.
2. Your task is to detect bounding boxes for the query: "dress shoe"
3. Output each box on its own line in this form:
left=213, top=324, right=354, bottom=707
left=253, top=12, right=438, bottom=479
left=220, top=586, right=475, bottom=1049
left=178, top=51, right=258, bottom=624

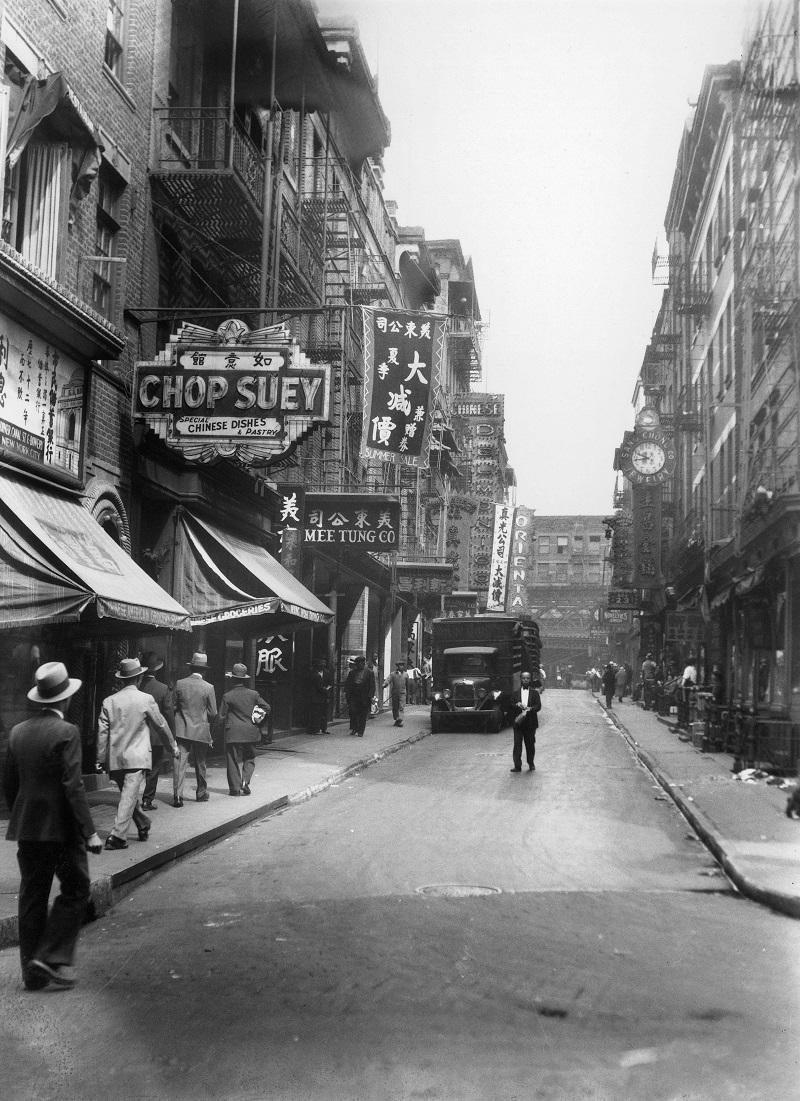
left=172, top=796, right=184, bottom=808
left=196, top=792, right=209, bottom=802
left=228, top=790, right=242, bottom=796
left=241, top=784, right=251, bottom=795
left=29, top=960, right=76, bottom=989
left=23, top=968, right=49, bottom=991
left=137, top=826, right=150, bottom=842
left=529, top=763, right=536, bottom=771
left=510, top=767, right=522, bottom=772
left=141, top=800, right=157, bottom=811
left=104, top=835, right=128, bottom=850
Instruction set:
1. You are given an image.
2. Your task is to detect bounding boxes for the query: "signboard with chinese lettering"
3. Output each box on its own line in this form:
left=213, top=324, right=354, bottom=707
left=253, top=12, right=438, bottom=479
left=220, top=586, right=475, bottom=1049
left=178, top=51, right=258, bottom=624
left=486, top=503, right=515, bottom=612
left=255, top=633, right=292, bottom=681
left=607, top=589, right=639, bottom=609
left=631, top=485, right=663, bottom=588
left=442, top=592, right=479, bottom=617
left=133, top=319, right=330, bottom=465
left=361, top=307, right=444, bottom=467
left=0, top=310, right=86, bottom=475
left=665, top=612, right=703, bottom=646
left=302, top=494, right=401, bottom=548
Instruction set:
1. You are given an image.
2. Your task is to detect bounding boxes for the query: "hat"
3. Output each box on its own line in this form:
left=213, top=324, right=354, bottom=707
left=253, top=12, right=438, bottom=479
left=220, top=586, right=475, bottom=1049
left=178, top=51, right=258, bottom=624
left=353, top=654, right=366, bottom=665
left=187, top=652, right=209, bottom=668
left=27, top=662, right=82, bottom=704
left=142, top=650, right=164, bottom=673
left=115, top=658, right=145, bottom=680
left=229, top=662, right=249, bottom=680
left=347, top=656, right=356, bottom=666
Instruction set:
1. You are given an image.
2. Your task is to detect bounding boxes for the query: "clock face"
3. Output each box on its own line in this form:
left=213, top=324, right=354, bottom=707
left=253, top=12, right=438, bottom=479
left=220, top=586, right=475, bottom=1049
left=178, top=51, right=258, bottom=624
left=631, top=441, right=666, bottom=474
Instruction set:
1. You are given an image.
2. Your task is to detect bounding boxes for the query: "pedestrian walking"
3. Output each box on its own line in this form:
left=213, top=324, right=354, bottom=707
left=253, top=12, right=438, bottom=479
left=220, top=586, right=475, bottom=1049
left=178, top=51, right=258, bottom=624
left=602, top=662, right=617, bottom=708
left=306, top=657, right=333, bottom=735
left=615, top=663, right=627, bottom=703
left=3, top=662, right=103, bottom=990
left=218, top=663, right=270, bottom=796
left=173, top=652, right=217, bottom=806
left=97, top=657, right=178, bottom=850
left=509, top=671, right=541, bottom=772
left=384, top=662, right=406, bottom=726
left=345, top=654, right=375, bottom=737
left=139, top=650, right=175, bottom=811
left=421, top=653, right=432, bottom=704
left=641, top=652, right=658, bottom=711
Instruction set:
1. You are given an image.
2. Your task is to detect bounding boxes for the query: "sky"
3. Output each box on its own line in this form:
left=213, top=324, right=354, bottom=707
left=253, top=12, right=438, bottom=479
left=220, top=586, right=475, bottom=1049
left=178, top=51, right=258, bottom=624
left=316, top=0, right=753, bottom=514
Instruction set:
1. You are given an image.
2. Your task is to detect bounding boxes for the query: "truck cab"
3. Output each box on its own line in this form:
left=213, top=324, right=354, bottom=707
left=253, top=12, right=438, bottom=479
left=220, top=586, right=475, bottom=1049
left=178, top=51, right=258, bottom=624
left=431, top=646, right=504, bottom=732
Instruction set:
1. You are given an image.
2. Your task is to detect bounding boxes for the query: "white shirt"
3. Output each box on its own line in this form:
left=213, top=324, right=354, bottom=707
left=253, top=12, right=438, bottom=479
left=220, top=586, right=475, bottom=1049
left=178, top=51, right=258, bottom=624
left=520, top=686, right=530, bottom=707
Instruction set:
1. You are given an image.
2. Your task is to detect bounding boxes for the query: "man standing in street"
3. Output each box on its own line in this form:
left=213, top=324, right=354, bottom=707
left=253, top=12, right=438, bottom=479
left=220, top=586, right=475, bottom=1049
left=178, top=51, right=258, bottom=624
left=306, top=658, right=332, bottom=735
left=4, top=662, right=103, bottom=990
left=97, top=658, right=178, bottom=850
left=139, top=651, right=175, bottom=810
left=345, top=654, right=375, bottom=737
left=641, top=652, right=658, bottom=711
left=510, top=670, right=541, bottom=773
left=384, top=661, right=406, bottom=727
left=173, top=652, right=217, bottom=805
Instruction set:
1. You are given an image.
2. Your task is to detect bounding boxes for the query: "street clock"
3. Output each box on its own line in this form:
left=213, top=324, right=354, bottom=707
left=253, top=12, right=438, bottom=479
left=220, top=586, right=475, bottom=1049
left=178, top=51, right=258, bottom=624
left=618, top=428, right=675, bottom=485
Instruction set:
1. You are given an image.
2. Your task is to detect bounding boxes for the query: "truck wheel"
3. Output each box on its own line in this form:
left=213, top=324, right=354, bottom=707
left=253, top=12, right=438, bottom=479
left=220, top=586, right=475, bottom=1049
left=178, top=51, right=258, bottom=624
left=430, top=712, right=441, bottom=733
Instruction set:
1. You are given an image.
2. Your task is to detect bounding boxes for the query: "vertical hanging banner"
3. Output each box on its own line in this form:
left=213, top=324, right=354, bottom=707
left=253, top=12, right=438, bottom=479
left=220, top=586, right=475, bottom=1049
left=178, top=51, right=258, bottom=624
left=631, top=485, right=663, bottom=588
left=486, top=503, right=516, bottom=612
left=361, top=307, right=444, bottom=468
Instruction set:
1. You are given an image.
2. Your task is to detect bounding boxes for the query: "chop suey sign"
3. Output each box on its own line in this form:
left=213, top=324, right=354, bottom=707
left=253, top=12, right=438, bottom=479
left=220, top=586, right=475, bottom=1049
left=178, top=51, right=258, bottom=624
left=133, top=320, right=330, bottom=464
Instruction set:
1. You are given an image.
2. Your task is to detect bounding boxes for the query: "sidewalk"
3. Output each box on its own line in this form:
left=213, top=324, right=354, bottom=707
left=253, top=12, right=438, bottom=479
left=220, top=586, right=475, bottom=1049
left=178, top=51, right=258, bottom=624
left=0, top=709, right=430, bottom=951
left=596, top=693, right=800, bottom=919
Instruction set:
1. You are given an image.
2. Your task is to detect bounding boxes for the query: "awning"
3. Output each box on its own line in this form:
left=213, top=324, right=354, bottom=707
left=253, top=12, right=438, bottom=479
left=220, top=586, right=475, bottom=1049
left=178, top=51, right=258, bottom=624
left=176, top=511, right=333, bottom=628
left=710, top=584, right=733, bottom=610
left=676, top=585, right=702, bottom=611
left=0, top=471, right=191, bottom=631
left=734, top=565, right=765, bottom=596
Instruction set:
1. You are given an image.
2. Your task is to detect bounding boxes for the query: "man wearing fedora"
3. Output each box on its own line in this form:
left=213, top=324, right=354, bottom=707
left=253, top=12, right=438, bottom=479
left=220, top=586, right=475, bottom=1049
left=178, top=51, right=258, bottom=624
left=139, top=651, right=175, bottom=811
left=97, top=658, right=178, bottom=849
left=173, top=652, right=217, bottom=805
left=3, top=661, right=103, bottom=990
left=218, top=663, right=270, bottom=796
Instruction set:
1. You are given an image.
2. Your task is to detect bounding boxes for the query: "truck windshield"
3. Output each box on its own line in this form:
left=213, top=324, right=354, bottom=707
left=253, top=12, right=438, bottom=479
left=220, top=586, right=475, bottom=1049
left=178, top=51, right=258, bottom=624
left=446, top=654, right=493, bottom=677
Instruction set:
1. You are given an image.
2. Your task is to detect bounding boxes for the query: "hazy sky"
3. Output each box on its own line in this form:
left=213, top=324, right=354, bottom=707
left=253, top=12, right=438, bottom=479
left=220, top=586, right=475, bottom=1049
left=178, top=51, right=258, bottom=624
left=317, top=0, right=752, bottom=514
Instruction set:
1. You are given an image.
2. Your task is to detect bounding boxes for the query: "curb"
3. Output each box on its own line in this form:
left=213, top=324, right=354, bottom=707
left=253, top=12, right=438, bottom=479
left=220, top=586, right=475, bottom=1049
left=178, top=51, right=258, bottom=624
left=600, top=700, right=800, bottom=920
left=0, top=726, right=432, bottom=953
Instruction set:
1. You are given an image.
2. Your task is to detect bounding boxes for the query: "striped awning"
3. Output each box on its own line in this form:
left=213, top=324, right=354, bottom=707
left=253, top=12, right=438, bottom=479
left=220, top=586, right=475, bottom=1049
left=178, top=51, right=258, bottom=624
left=0, top=471, right=190, bottom=631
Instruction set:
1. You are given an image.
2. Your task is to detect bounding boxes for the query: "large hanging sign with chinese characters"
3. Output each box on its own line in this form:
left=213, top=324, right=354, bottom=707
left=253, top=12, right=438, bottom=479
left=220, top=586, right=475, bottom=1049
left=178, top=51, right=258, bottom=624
left=361, top=307, right=444, bottom=467
left=486, top=503, right=515, bottom=612
left=302, top=494, right=401, bottom=548
left=0, top=310, right=86, bottom=476
left=255, top=633, right=292, bottom=680
left=133, top=319, right=330, bottom=465
left=631, top=485, right=663, bottom=589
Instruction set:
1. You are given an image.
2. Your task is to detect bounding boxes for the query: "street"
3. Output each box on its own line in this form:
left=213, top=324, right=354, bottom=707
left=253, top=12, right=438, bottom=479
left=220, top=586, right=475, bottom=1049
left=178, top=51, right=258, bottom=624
left=2, top=691, right=798, bottom=1101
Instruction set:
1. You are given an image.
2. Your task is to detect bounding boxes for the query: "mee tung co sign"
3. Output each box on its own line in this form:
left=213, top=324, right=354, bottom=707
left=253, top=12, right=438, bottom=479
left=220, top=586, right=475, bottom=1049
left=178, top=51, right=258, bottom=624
left=133, top=319, right=330, bottom=465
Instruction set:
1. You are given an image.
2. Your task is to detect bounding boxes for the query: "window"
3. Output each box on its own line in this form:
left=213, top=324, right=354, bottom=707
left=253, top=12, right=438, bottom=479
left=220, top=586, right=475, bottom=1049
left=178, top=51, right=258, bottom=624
left=556, top=536, right=569, bottom=555
left=105, top=0, right=125, bottom=80
left=555, top=562, right=568, bottom=581
left=3, top=141, right=69, bottom=278
left=588, top=534, right=602, bottom=553
left=92, top=165, right=124, bottom=320
left=538, top=536, right=550, bottom=555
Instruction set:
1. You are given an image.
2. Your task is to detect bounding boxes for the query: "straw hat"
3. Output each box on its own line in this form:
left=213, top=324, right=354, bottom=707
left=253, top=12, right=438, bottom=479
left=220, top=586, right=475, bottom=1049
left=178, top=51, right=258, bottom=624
left=228, top=662, right=249, bottom=680
left=115, top=658, right=145, bottom=680
left=187, top=652, right=209, bottom=668
left=27, top=662, right=82, bottom=704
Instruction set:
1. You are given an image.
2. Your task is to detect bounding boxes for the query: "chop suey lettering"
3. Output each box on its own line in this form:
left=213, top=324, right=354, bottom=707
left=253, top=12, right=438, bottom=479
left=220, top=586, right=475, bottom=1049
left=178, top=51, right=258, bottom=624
left=137, top=371, right=323, bottom=414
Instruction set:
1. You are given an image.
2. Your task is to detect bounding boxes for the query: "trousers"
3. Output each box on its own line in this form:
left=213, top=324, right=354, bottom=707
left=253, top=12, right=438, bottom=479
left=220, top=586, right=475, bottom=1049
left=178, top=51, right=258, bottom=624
left=226, top=742, right=255, bottom=793
left=108, top=769, right=148, bottom=840
left=16, top=839, right=90, bottom=976
left=142, top=744, right=166, bottom=803
left=512, top=723, right=536, bottom=769
left=173, top=738, right=208, bottom=798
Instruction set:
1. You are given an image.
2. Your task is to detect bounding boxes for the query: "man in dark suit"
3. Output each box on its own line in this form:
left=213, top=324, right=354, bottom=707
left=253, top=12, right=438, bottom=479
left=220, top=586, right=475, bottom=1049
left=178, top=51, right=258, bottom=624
left=3, top=662, right=103, bottom=990
left=139, top=651, right=175, bottom=811
left=510, top=671, right=542, bottom=773
left=172, top=652, right=217, bottom=805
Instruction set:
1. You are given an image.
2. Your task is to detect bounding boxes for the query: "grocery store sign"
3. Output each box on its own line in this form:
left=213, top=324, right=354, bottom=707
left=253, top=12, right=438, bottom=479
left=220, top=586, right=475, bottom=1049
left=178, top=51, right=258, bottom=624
left=133, top=319, right=330, bottom=465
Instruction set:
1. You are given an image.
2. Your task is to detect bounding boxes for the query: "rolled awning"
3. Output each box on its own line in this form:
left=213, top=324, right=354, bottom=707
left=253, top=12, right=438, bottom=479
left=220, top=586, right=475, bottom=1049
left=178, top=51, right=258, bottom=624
left=0, top=471, right=191, bottom=631
left=175, top=511, right=333, bottom=628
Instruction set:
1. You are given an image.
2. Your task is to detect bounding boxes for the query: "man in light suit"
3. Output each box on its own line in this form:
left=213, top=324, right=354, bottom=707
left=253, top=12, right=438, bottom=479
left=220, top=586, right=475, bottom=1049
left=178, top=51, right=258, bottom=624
left=173, top=652, right=217, bottom=805
left=510, top=670, right=542, bottom=773
left=139, top=650, right=175, bottom=811
left=97, top=657, right=178, bottom=849
left=3, top=662, right=103, bottom=990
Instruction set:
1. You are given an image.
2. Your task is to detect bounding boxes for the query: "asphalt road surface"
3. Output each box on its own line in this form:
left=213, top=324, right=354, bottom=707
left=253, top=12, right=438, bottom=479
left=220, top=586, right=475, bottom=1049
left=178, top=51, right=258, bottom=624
left=2, top=691, right=798, bottom=1101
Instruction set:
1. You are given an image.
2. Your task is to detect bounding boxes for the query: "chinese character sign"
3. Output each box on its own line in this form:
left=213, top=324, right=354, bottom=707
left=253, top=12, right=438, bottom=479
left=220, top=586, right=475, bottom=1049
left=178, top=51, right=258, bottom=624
left=302, top=494, right=401, bottom=547
left=631, top=485, right=663, bottom=589
left=486, top=504, right=516, bottom=612
left=361, top=308, right=444, bottom=468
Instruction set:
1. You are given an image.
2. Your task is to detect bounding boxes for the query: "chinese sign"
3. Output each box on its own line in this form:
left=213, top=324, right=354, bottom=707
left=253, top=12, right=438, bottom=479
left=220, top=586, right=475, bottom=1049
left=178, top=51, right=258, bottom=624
left=665, top=612, right=703, bottom=646
left=134, top=319, right=330, bottom=465
left=486, top=504, right=515, bottom=612
left=607, top=589, right=639, bottom=609
left=632, top=485, right=663, bottom=589
left=301, top=494, right=401, bottom=548
left=255, top=633, right=292, bottom=680
left=442, top=592, right=479, bottom=617
left=361, top=308, right=444, bottom=467
left=0, top=310, right=85, bottom=475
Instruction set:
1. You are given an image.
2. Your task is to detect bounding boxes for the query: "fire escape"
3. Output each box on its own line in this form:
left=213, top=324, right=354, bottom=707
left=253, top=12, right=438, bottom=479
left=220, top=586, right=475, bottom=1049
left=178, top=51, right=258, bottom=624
left=736, top=4, right=800, bottom=525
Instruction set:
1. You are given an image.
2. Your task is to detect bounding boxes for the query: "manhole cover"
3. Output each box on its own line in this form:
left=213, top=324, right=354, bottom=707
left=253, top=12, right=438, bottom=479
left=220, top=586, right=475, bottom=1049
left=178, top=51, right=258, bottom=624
left=416, top=884, right=501, bottom=898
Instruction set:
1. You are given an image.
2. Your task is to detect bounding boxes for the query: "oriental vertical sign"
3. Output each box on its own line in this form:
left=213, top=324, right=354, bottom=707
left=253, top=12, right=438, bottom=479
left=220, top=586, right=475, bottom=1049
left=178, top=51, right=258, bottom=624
left=133, top=319, right=330, bottom=465
left=631, top=485, right=663, bottom=588
left=486, top=504, right=515, bottom=612
left=361, top=307, right=444, bottom=468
